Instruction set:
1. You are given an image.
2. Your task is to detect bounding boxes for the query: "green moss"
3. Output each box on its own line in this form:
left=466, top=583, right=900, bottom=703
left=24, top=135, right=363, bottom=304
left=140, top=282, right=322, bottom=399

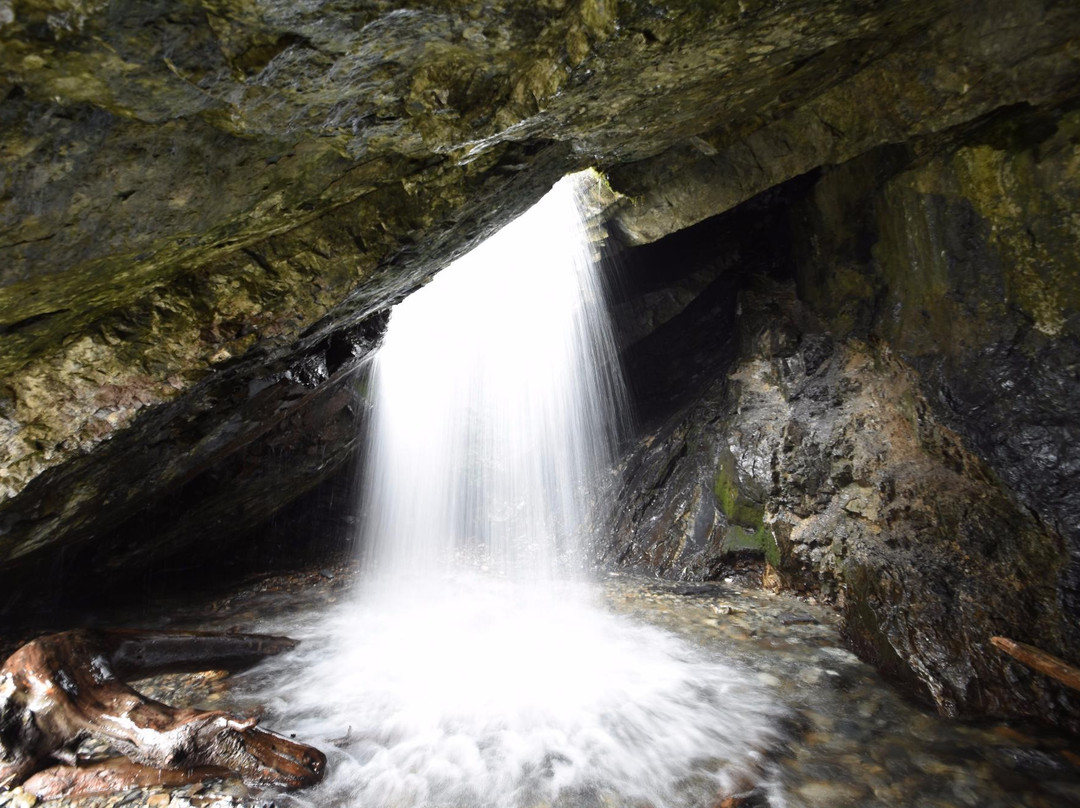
left=714, top=447, right=778, bottom=563
left=713, top=448, right=764, bottom=528
left=951, top=120, right=1080, bottom=338
left=866, top=107, right=1080, bottom=348
left=726, top=522, right=780, bottom=566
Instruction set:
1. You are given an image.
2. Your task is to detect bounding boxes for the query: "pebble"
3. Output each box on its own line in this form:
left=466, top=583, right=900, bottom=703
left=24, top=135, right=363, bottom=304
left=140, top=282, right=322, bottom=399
left=857, top=698, right=879, bottom=718
left=794, top=780, right=870, bottom=806
left=817, top=646, right=860, bottom=663
left=0, top=790, right=33, bottom=808
left=2, top=790, right=36, bottom=808
left=603, top=577, right=1080, bottom=806
left=797, top=666, right=824, bottom=685
left=779, top=612, right=818, bottom=625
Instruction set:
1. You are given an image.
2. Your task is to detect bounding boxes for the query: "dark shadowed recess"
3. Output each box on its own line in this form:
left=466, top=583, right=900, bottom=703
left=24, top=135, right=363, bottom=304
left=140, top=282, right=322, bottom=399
left=0, top=171, right=818, bottom=623
left=608, top=170, right=820, bottom=429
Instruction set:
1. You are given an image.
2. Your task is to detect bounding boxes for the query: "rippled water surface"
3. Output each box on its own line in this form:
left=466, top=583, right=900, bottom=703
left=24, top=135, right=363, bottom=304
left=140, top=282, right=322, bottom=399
left=167, top=567, right=1080, bottom=808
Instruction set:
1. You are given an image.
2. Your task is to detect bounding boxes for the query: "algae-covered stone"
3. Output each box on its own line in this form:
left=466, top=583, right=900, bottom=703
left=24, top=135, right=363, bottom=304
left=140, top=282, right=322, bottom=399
left=608, top=1, right=1080, bottom=244
left=607, top=94, right=1080, bottom=728
left=616, top=270, right=1075, bottom=726
left=713, top=446, right=764, bottom=530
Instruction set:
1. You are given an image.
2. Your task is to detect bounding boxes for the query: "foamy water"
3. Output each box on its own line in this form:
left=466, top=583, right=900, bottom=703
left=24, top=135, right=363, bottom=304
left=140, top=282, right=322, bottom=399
left=238, top=575, right=787, bottom=808
left=235, top=173, right=786, bottom=807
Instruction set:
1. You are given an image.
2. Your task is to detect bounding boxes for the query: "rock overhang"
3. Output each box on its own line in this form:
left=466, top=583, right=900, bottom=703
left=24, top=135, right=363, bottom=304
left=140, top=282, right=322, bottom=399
left=1, top=0, right=1079, bottom=601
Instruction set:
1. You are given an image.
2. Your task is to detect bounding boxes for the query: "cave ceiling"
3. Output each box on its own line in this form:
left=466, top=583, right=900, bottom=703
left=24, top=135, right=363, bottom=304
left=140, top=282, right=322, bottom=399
left=1, top=0, right=1078, bottom=586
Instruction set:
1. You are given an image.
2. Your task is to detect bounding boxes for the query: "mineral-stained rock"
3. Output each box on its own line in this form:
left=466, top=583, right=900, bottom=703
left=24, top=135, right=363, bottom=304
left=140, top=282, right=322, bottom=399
left=790, top=102, right=1080, bottom=654
left=612, top=276, right=1078, bottom=728
left=2, top=0, right=1080, bottom=734
left=607, top=1, right=1080, bottom=244
left=3, top=0, right=1080, bottom=599
left=605, top=91, right=1080, bottom=729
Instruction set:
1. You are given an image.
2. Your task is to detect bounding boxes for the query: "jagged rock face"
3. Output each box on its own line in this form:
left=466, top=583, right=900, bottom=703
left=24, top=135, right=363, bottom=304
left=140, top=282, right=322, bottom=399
left=1, top=0, right=1079, bottom=728
left=608, top=99, right=1080, bottom=728
left=793, top=108, right=1080, bottom=653
left=607, top=1, right=1080, bottom=244
left=613, top=275, right=1079, bottom=728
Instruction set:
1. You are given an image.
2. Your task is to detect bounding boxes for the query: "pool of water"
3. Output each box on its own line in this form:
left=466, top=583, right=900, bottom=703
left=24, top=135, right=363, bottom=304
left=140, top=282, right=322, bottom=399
left=23, top=567, right=1080, bottom=808
left=599, top=575, right=1080, bottom=808
left=228, top=572, right=786, bottom=808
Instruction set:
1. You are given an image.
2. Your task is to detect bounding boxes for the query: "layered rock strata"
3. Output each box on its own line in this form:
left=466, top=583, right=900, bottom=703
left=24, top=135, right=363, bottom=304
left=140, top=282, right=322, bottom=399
left=608, top=102, right=1080, bottom=728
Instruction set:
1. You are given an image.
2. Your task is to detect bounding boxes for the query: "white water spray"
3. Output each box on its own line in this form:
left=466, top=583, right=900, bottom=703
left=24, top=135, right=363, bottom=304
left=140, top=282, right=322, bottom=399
left=359, top=171, right=625, bottom=583
left=241, top=172, right=785, bottom=808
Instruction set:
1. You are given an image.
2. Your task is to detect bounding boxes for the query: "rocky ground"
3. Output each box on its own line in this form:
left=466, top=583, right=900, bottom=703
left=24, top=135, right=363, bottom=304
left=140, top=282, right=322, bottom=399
left=3, top=0, right=1079, bottom=735
left=607, top=575, right=1080, bottom=808
left=4, top=565, right=1078, bottom=808
left=609, top=269, right=1080, bottom=729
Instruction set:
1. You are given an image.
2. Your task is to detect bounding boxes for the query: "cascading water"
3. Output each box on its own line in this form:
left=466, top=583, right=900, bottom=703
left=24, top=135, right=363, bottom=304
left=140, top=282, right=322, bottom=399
left=238, top=171, right=786, bottom=808
left=358, top=171, right=625, bottom=584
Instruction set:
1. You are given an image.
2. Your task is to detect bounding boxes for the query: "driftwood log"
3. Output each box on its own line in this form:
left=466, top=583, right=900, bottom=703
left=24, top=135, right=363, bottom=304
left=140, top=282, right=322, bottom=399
left=991, top=636, right=1080, bottom=693
left=0, top=629, right=325, bottom=797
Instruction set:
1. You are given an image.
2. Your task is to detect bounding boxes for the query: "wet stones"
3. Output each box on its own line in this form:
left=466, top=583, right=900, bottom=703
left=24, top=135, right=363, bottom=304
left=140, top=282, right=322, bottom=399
left=602, top=574, right=1080, bottom=808
left=608, top=275, right=1077, bottom=729
left=5, top=0, right=1080, bottom=610
left=18, top=567, right=1079, bottom=808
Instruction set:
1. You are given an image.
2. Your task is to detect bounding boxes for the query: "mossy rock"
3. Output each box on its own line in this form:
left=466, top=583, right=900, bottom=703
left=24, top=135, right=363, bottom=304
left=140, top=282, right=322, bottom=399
left=722, top=521, right=780, bottom=567
left=713, top=445, right=764, bottom=528
left=713, top=446, right=779, bottom=563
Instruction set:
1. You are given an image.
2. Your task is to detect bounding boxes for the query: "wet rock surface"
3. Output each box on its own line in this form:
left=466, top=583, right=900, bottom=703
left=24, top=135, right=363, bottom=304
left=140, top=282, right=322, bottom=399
left=612, top=275, right=1078, bottom=728
left=0, top=320, right=377, bottom=613
left=607, top=98, right=1080, bottom=730
left=3, top=0, right=1080, bottom=601
left=0, top=0, right=1079, bottom=743
left=0, top=566, right=354, bottom=808
left=606, top=574, right=1080, bottom=808
left=12, top=567, right=1080, bottom=808
left=790, top=104, right=1080, bottom=652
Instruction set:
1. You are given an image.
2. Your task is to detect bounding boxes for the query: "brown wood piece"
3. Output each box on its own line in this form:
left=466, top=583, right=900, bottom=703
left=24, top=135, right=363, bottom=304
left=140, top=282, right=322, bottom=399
left=0, top=629, right=325, bottom=795
left=23, top=758, right=231, bottom=800
left=990, top=636, right=1080, bottom=692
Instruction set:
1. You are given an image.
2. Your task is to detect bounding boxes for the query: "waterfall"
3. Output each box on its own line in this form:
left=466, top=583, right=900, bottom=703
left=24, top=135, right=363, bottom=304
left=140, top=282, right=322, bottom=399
left=358, top=170, right=625, bottom=585
left=239, top=172, right=785, bottom=808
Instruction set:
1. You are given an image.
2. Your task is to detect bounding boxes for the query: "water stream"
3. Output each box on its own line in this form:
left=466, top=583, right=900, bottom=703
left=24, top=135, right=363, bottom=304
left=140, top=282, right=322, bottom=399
left=357, top=171, right=625, bottom=585
left=238, top=173, right=788, bottom=807
left=180, top=567, right=1080, bottom=808
left=175, top=168, right=1079, bottom=808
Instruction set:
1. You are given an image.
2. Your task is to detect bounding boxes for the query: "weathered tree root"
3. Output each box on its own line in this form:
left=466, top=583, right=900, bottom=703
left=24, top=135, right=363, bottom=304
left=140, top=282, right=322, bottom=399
left=0, top=629, right=325, bottom=796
